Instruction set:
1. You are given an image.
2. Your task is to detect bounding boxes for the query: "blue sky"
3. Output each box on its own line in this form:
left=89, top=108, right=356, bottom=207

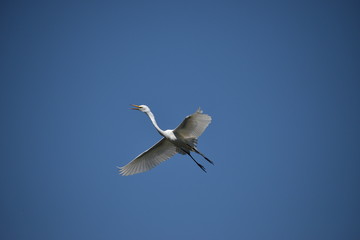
left=1, top=0, right=360, bottom=239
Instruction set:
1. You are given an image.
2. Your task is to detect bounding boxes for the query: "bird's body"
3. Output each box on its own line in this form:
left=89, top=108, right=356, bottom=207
left=162, top=129, right=177, bottom=141
left=118, top=105, right=213, bottom=176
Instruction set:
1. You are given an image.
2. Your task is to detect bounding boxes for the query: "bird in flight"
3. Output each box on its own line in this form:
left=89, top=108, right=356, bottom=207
left=118, top=105, right=213, bottom=176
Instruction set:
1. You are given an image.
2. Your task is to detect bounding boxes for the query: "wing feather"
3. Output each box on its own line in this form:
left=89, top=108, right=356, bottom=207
left=174, top=108, right=212, bottom=139
left=119, top=138, right=178, bottom=176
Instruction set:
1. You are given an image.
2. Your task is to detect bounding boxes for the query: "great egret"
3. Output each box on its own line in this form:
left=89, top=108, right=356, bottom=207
left=118, top=104, right=213, bottom=176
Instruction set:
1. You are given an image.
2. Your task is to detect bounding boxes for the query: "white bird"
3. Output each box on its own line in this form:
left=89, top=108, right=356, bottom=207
left=118, top=104, right=213, bottom=176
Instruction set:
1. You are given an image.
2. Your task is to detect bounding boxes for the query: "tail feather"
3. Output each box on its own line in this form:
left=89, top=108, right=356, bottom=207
left=185, top=138, right=198, bottom=148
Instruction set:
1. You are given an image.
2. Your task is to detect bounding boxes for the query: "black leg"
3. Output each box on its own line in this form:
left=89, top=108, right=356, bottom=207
left=194, top=148, right=214, bottom=165
left=187, top=152, right=207, bottom=173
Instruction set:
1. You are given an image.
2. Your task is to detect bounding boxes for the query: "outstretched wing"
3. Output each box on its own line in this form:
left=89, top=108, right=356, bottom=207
left=119, top=138, right=178, bottom=176
left=174, top=108, right=212, bottom=139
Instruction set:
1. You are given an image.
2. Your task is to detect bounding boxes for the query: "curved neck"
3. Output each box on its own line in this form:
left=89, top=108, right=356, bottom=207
left=146, top=111, right=165, bottom=136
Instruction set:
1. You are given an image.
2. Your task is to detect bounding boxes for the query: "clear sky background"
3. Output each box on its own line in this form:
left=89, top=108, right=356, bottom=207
left=1, top=1, right=360, bottom=239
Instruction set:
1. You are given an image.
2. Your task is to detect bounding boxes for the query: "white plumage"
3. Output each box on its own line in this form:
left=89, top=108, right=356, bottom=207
left=118, top=105, right=213, bottom=176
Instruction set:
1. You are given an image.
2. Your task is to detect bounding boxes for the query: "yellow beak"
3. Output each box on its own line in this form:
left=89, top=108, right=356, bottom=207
left=131, top=104, right=141, bottom=110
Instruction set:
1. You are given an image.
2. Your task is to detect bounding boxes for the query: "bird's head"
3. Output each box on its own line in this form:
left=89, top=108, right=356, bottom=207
left=131, top=104, right=150, bottom=113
